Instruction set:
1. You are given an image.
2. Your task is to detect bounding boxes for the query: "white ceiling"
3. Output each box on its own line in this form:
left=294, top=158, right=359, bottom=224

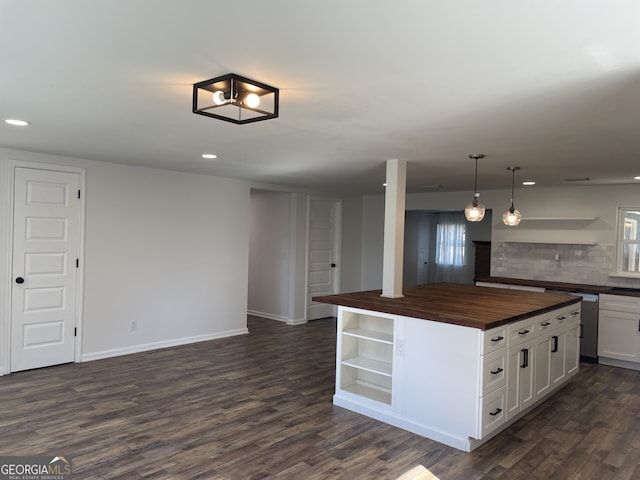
left=1, top=1, right=640, bottom=195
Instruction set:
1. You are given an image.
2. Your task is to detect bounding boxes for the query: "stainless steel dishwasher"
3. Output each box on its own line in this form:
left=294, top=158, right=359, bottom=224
left=547, top=290, right=599, bottom=362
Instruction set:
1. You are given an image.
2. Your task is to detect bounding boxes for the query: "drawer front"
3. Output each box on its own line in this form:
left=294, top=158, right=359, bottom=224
left=536, top=312, right=555, bottom=332
left=481, top=349, right=507, bottom=396
left=480, top=386, right=506, bottom=438
left=509, top=318, right=536, bottom=346
left=600, top=293, right=640, bottom=314
left=483, top=326, right=507, bottom=354
left=555, top=304, right=580, bottom=328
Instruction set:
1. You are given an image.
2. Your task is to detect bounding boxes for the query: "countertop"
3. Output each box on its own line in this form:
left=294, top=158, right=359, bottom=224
left=475, top=276, right=640, bottom=296
left=313, top=282, right=580, bottom=331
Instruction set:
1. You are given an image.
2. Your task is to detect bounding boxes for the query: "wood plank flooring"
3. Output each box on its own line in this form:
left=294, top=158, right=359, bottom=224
left=1, top=316, right=639, bottom=479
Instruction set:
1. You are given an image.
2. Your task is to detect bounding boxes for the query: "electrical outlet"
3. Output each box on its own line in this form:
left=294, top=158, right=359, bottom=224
left=131, top=320, right=137, bottom=331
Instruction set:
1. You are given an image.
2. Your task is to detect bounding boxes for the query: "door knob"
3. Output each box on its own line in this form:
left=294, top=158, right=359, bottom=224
left=15, top=276, right=24, bottom=284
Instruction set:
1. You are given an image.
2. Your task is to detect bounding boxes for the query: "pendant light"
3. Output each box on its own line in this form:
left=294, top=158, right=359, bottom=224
left=464, top=154, right=486, bottom=222
left=502, top=166, right=522, bottom=226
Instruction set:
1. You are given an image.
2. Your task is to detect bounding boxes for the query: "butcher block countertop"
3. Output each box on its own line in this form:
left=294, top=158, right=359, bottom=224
left=313, top=283, right=580, bottom=331
left=476, top=276, right=640, bottom=296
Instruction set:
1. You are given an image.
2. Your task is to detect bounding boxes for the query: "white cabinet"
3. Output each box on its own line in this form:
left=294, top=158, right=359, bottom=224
left=479, top=327, right=508, bottom=437
left=598, top=294, right=640, bottom=368
left=534, top=316, right=554, bottom=400
left=506, top=337, right=535, bottom=419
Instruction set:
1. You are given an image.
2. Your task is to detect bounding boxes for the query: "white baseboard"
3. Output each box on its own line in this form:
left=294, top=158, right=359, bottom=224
left=246, top=309, right=308, bottom=326
left=247, top=309, right=289, bottom=323
left=80, top=328, right=249, bottom=363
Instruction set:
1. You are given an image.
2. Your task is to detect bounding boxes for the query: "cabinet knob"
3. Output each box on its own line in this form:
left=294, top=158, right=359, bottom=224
left=15, top=276, right=24, bottom=284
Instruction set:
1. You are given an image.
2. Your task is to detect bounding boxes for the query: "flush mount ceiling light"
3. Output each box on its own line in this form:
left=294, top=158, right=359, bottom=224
left=464, top=154, right=486, bottom=222
left=503, top=166, right=522, bottom=227
left=4, top=118, right=30, bottom=126
left=192, top=73, right=279, bottom=125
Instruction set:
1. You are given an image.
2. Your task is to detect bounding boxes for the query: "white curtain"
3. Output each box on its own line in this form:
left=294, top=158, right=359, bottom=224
left=433, top=213, right=467, bottom=283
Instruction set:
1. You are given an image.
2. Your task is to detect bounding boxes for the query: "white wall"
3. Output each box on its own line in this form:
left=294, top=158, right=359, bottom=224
left=1, top=148, right=251, bottom=373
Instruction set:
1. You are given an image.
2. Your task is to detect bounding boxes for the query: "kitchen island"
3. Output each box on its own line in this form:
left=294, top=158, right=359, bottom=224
left=313, top=283, right=582, bottom=451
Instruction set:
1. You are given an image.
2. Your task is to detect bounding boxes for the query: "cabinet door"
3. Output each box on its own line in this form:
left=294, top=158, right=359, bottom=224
left=520, top=340, right=535, bottom=411
left=550, top=329, right=567, bottom=388
left=534, top=333, right=551, bottom=400
left=598, top=310, right=640, bottom=362
left=565, top=321, right=580, bottom=377
left=506, top=340, right=535, bottom=419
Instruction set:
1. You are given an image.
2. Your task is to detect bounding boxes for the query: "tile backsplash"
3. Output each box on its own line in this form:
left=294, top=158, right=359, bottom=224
left=491, top=243, right=640, bottom=288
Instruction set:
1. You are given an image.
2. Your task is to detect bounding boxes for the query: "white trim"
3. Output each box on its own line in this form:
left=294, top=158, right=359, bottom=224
left=247, top=309, right=291, bottom=323
left=1, top=161, right=12, bottom=375
left=81, top=328, right=249, bottom=362
left=3, top=160, right=86, bottom=374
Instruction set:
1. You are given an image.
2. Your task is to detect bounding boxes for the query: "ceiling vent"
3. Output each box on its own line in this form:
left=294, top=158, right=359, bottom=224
left=563, top=177, right=591, bottom=182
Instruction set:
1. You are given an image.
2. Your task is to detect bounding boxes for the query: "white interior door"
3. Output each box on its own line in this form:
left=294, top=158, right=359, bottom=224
left=11, top=167, right=80, bottom=372
left=307, top=199, right=340, bottom=320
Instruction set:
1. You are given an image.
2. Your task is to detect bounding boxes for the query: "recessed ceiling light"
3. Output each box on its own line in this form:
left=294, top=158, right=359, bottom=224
left=522, top=181, right=536, bottom=186
left=4, top=119, right=30, bottom=126
left=202, top=154, right=218, bottom=159
left=635, top=176, right=640, bottom=180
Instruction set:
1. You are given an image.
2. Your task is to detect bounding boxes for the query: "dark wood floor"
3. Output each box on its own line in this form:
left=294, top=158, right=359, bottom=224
left=1, top=316, right=639, bottom=479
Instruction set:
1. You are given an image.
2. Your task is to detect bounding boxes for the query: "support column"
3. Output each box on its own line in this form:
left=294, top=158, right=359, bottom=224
left=381, top=158, right=406, bottom=298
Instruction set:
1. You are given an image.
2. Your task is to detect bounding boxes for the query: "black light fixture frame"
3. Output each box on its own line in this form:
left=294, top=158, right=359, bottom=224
left=192, top=73, right=279, bottom=125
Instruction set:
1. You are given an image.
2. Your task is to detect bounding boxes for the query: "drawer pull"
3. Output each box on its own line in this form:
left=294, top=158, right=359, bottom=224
left=518, top=329, right=530, bottom=335
left=571, top=311, right=580, bottom=316
left=490, top=367, right=504, bottom=375
left=491, top=336, right=504, bottom=342
left=540, top=321, right=551, bottom=327
left=551, top=335, right=559, bottom=353
left=557, top=315, right=567, bottom=321
left=489, top=408, right=503, bottom=417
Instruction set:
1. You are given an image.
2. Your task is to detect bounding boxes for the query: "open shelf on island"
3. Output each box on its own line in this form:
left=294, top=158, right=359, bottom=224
left=343, top=327, right=393, bottom=344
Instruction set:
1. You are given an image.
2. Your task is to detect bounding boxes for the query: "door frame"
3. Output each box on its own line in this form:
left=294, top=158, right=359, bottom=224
left=305, top=196, right=342, bottom=320
left=2, top=160, right=86, bottom=375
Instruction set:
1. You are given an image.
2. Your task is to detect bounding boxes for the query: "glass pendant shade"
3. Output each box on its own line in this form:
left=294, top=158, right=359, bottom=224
left=465, top=154, right=486, bottom=222
left=465, top=196, right=486, bottom=222
left=502, top=206, right=521, bottom=226
left=502, top=166, right=522, bottom=226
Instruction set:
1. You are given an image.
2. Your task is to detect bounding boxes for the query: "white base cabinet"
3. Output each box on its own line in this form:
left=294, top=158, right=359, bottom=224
left=598, top=294, right=640, bottom=370
left=334, top=303, right=581, bottom=452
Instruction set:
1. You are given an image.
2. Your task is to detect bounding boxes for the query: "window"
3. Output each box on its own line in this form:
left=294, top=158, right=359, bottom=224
left=615, top=207, right=640, bottom=276
left=435, top=220, right=466, bottom=267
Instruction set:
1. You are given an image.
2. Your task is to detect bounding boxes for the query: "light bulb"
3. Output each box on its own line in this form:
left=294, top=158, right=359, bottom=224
left=502, top=207, right=522, bottom=226
left=245, top=93, right=260, bottom=108
left=464, top=198, right=485, bottom=222
left=212, top=91, right=226, bottom=105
